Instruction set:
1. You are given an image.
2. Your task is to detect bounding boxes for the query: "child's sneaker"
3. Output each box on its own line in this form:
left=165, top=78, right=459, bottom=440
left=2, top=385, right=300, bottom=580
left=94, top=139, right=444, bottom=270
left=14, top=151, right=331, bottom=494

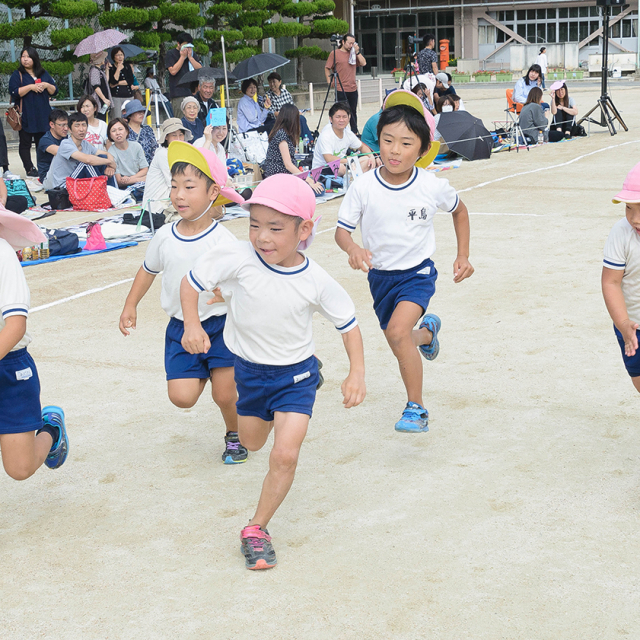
left=40, top=406, right=69, bottom=469
left=222, top=431, right=248, bottom=464
left=418, top=313, right=441, bottom=361
left=394, top=402, right=429, bottom=433
left=240, top=525, right=277, bottom=570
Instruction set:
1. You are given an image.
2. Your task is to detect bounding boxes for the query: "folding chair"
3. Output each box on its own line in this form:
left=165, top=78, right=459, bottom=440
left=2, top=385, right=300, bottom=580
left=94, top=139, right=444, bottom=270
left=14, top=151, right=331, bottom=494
left=504, top=89, right=529, bottom=152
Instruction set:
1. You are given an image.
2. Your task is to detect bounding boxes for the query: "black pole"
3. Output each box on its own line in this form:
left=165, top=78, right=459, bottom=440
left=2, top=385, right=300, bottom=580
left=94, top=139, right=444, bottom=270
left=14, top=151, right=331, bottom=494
left=601, top=6, right=609, bottom=101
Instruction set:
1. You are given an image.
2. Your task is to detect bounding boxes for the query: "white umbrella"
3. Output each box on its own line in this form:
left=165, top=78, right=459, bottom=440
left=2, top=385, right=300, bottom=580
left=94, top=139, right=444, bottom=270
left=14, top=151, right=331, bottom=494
left=74, top=30, right=126, bottom=57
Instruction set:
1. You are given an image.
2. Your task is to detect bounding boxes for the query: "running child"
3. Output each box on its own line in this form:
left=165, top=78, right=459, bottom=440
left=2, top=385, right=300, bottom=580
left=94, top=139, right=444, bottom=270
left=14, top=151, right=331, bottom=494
left=602, top=161, right=640, bottom=393
left=0, top=209, right=68, bottom=479
left=335, top=90, right=474, bottom=433
left=180, top=173, right=366, bottom=569
left=119, top=141, right=248, bottom=463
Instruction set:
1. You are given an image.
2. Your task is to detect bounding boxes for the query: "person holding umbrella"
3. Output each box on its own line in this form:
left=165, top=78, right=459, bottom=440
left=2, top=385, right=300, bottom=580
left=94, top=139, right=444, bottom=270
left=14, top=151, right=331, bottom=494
left=87, top=51, right=112, bottom=121
left=237, top=79, right=273, bottom=134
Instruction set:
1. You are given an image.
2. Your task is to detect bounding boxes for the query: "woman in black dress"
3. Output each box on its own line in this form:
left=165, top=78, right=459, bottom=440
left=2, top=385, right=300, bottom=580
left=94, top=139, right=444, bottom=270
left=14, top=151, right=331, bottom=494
left=108, top=46, right=136, bottom=121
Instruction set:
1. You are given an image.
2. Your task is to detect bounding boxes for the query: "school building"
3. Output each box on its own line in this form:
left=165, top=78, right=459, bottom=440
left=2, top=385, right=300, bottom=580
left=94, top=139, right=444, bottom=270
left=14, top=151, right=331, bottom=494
left=332, top=0, right=639, bottom=73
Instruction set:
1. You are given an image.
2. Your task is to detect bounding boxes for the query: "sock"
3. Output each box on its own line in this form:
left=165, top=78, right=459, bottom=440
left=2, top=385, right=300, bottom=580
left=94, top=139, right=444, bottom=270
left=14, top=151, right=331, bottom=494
left=37, top=424, right=59, bottom=448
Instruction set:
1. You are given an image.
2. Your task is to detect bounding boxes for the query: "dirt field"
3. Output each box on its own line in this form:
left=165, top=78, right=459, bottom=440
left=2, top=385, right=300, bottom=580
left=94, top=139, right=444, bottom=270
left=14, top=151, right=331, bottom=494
left=2, top=82, right=640, bottom=639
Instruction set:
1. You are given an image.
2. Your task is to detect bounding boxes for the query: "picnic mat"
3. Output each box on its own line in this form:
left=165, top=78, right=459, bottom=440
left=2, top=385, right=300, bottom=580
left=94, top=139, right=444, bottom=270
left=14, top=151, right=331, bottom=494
left=21, top=240, right=138, bottom=267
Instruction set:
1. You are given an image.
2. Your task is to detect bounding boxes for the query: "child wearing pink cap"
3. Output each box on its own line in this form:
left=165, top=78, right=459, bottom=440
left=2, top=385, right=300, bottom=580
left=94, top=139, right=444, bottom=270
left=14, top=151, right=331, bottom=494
left=602, top=161, right=640, bottom=393
left=119, top=141, right=249, bottom=464
left=180, top=173, right=366, bottom=570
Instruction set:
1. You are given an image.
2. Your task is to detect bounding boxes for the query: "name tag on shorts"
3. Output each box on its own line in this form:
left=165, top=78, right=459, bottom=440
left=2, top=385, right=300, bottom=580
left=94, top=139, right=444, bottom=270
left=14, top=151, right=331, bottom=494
left=418, top=266, right=432, bottom=275
left=293, top=371, right=311, bottom=384
left=15, top=367, right=33, bottom=381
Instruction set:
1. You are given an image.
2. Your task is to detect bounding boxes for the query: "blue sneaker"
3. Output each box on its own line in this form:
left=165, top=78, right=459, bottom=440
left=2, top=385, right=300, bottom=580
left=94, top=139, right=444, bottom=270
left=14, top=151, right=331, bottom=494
left=222, top=432, right=248, bottom=464
left=418, top=313, right=441, bottom=361
left=394, top=402, right=429, bottom=432
left=41, top=406, right=68, bottom=469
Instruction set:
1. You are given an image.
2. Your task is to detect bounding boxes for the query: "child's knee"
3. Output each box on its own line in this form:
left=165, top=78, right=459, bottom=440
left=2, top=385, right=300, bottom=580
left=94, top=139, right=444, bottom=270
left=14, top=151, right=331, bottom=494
left=270, top=446, right=299, bottom=471
left=168, top=388, right=198, bottom=408
left=3, top=461, right=34, bottom=481
left=211, top=384, right=237, bottom=409
left=385, top=323, right=412, bottom=351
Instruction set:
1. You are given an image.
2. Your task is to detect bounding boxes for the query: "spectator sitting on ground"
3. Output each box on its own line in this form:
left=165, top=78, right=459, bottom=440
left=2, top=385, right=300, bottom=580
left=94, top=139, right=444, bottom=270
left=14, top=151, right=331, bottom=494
left=361, top=108, right=382, bottom=153
left=141, top=118, right=191, bottom=215
left=194, top=76, right=220, bottom=123
left=36, top=110, right=68, bottom=184
left=180, top=96, right=205, bottom=143
left=549, top=81, right=578, bottom=139
left=43, top=112, right=116, bottom=191
left=311, top=102, right=378, bottom=177
left=518, top=87, right=548, bottom=144
left=433, top=95, right=456, bottom=141
left=411, top=82, right=436, bottom=114
left=0, top=174, right=28, bottom=213
left=450, top=94, right=466, bottom=112
left=434, top=72, right=456, bottom=102
left=107, top=118, right=148, bottom=199
left=514, top=64, right=549, bottom=111
left=262, top=104, right=323, bottom=194
left=193, top=124, right=231, bottom=184
left=237, top=78, right=272, bottom=134
left=124, top=99, right=158, bottom=165
left=263, top=72, right=312, bottom=140
left=78, top=95, right=108, bottom=152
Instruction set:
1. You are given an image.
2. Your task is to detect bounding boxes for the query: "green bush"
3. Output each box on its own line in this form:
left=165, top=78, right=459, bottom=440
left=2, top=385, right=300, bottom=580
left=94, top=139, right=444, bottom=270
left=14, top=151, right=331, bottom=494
left=311, top=17, right=349, bottom=35
left=0, top=61, right=19, bottom=75
left=160, top=1, right=203, bottom=27
left=99, top=7, right=149, bottom=28
left=42, top=60, right=75, bottom=76
left=207, top=2, right=242, bottom=17
left=132, top=31, right=161, bottom=50
left=50, top=0, right=99, bottom=19
left=235, top=10, right=273, bottom=26
left=314, top=0, right=336, bottom=13
left=211, top=45, right=259, bottom=64
left=263, top=21, right=311, bottom=38
left=285, top=45, right=328, bottom=60
left=242, top=26, right=263, bottom=40
left=50, top=25, right=93, bottom=48
left=243, top=0, right=270, bottom=9
left=0, top=18, right=49, bottom=40
left=205, top=28, right=244, bottom=42
left=281, top=2, right=318, bottom=18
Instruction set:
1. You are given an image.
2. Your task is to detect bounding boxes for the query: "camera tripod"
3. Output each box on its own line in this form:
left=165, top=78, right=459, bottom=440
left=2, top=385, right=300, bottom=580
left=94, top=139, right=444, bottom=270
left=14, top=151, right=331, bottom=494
left=402, top=35, right=420, bottom=89
left=140, top=63, right=172, bottom=134
left=577, top=5, right=627, bottom=136
left=314, top=36, right=347, bottom=137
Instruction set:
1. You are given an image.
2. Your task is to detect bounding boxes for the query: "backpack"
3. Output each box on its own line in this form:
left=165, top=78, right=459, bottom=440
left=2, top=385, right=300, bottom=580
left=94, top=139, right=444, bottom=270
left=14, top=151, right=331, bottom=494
left=5, top=178, right=35, bottom=208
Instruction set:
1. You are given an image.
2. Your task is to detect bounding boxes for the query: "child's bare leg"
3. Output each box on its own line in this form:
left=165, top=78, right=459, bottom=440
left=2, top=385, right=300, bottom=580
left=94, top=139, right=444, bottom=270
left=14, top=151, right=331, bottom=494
left=238, top=415, right=273, bottom=451
left=384, top=301, right=427, bottom=406
left=209, top=367, right=238, bottom=433
left=247, top=411, right=309, bottom=529
left=0, top=431, right=52, bottom=481
left=632, top=376, right=640, bottom=393
left=167, top=378, right=206, bottom=408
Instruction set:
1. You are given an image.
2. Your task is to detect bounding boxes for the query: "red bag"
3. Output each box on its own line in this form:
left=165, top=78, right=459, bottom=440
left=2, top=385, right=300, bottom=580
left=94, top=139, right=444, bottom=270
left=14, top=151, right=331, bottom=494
left=66, top=176, right=111, bottom=211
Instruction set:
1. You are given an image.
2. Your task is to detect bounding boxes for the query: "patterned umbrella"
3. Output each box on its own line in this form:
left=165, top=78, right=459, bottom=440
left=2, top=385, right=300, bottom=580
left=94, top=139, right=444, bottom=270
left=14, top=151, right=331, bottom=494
left=73, top=29, right=126, bottom=56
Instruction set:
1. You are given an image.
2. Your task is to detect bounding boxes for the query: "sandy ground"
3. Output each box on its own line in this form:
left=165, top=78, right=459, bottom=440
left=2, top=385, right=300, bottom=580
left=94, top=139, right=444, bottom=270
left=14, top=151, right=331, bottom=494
left=2, top=82, right=640, bottom=639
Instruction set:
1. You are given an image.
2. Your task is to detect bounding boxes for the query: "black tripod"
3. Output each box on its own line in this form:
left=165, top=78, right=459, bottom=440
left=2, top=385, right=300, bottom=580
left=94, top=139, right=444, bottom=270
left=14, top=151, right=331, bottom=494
left=314, top=37, right=346, bottom=137
left=578, top=5, right=627, bottom=136
left=402, top=35, right=420, bottom=89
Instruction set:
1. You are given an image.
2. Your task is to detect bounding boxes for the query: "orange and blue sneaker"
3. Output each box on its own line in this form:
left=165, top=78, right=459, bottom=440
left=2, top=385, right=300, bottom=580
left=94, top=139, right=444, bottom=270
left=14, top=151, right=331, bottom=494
left=394, top=401, right=429, bottom=433
left=40, top=406, right=69, bottom=469
left=222, top=431, right=248, bottom=464
left=418, top=313, right=441, bottom=361
left=240, top=525, right=277, bottom=570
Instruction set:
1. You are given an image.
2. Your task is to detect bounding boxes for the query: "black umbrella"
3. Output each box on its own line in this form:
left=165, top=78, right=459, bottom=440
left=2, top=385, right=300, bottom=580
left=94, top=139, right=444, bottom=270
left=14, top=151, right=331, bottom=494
left=178, top=67, right=237, bottom=86
left=232, top=53, right=289, bottom=82
left=436, top=111, right=493, bottom=161
left=107, top=43, right=146, bottom=63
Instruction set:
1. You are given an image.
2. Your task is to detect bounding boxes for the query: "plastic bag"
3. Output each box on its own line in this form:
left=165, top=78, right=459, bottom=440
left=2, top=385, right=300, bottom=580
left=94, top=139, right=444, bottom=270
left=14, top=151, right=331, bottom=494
left=84, top=221, right=107, bottom=251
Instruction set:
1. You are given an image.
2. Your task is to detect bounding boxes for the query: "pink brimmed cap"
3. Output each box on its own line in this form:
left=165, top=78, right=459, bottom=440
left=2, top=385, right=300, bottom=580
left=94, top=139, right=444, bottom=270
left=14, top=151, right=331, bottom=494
left=241, top=173, right=316, bottom=220
left=167, top=140, right=244, bottom=205
left=0, top=205, right=46, bottom=250
left=383, top=89, right=436, bottom=140
left=613, top=162, right=640, bottom=204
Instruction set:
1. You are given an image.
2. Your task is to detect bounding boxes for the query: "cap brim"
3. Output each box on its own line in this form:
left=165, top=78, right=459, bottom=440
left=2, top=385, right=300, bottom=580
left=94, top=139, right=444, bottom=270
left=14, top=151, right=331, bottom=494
left=612, top=190, right=640, bottom=204
left=168, top=140, right=214, bottom=181
left=241, top=194, right=297, bottom=216
left=415, top=140, right=441, bottom=169
left=216, top=187, right=244, bottom=206
left=383, top=90, right=436, bottom=139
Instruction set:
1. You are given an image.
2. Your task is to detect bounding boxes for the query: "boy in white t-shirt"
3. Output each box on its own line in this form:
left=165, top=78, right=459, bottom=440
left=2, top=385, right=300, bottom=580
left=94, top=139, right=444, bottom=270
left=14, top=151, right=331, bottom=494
left=336, top=90, right=474, bottom=433
left=602, top=162, right=640, bottom=393
left=0, top=210, right=69, bottom=479
left=312, top=102, right=378, bottom=176
left=119, top=141, right=249, bottom=463
left=181, top=173, right=366, bottom=570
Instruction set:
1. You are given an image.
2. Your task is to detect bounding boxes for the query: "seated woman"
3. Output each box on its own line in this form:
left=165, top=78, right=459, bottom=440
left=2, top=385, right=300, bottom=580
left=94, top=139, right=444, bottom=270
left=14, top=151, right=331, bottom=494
left=549, top=81, right=578, bottom=139
left=514, top=65, right=549, bottom=111
left=107, top=118, right=148, bottom=201
left=433, top=95, right=456, bottom=142
left=193, top=123, right=231, bottom=183
left=518, top=87, right=548, bottom=144
left=124, top=99, right=158, bottom=165
left=78, top=95, right=108, bottom=151
left=141, top=118, right=191, bottom=214
left=264, top=72, right=312, bottom=140
left=180, top=96, right=204, bottom=143
left=262, top=104, right=323, bottom=195
left=411, top=82, right=436, bottom=114
left=237, top=78, right=272, bottom=134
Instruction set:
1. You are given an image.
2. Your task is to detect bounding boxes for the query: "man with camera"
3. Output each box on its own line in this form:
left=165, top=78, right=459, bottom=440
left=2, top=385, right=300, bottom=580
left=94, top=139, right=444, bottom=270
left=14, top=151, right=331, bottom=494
left=324, top=33, right=366, bottom=135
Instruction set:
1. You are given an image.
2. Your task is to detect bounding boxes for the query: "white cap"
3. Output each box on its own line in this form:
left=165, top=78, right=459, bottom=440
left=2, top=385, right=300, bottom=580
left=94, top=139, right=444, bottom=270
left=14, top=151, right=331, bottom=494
left=435, top=72, right=449, bottom=84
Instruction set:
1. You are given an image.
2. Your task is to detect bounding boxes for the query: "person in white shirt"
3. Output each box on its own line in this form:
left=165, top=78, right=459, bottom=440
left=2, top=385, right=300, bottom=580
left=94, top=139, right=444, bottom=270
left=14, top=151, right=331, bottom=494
left=180, top=173, right=366, bottom=570
left=193, top=123, right=230, bottom=183
left=312, top=102, right=378, bottom=176
left=119, top=142, right=248, bottom=463
left=335, top=90, right=473, bottom=433
left=78, top=95, right=108, bottom=151
left=535, top=47, right=548, bottom=89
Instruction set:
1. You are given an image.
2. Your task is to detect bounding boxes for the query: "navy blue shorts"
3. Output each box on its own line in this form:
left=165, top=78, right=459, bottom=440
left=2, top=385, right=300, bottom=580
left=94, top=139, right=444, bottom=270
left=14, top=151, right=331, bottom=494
left=367, top=258, right=438, bottom=330
left=0, top=349, right=42, bottom=434
left=234, top=355, right=319, bottom=422
left=614, top=325, right=640, bottom=377
left=165, top=315, right=235, bottom=381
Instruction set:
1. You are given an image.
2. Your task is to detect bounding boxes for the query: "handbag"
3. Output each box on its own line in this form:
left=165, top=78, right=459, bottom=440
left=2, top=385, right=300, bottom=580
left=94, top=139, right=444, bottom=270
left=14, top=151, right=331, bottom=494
left=5, top=178, right=35, bottom=207
left=66, top=175, right=112, bottom=211
left=46, top=187, right=71, bottom=210
left=84, top=221, right=107, bottom=251
left=6, top=71, right=23, bottom=131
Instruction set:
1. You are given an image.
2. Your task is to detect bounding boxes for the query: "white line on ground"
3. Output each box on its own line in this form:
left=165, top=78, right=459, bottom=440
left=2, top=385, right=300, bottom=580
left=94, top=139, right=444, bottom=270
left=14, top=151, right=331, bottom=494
left=31, top=278, right=134, bottom=313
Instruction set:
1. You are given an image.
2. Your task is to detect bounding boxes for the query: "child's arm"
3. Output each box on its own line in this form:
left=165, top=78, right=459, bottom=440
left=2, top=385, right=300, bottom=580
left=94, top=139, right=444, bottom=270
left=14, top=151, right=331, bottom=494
left=119, top=267, right=156, bottom=336
left=602, top=266, right=639, bottom=356
left=335, top=227, right=372, bottom=272
left=180, top=276, right=211, bottom=354
left=451, top=199, right=474, bottom=283
left=0, top=316, right=27, bottom=361
left=340, top=325, right=366, bottom=408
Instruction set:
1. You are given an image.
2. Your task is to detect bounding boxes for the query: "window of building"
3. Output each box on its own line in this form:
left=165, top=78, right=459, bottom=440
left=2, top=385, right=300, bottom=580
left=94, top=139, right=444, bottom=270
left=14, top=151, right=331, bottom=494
left=590, top=6, right=600, bottom=17
left=579, top=7, right=589, bottom=18
left=537, top=24, right=546, bottom=43
left=579, top=22, right=588, bottom=40
left=570, top=22, right=578, bottom=40
left=559, top=22, right=568, bottom=41
left=400, top=14, right=416, bottom=28
left=559, top=8, right=568, bottom=19
left=517, top=10, right=526, bottom=21
left=547, top=9, right=556, bottom=20
left=438, top=11, right=454, bottom=26
left=418, top=13, right=435, bottom=27
left=622, top=19, right=632, bottom=38
left=361, top=16, right=377, bottom=30
left=517, top=23, right=526, bottom=39
left=611, top=21, right=620, bottom=38
left=547, top=23, right=556, bottom=43
left=569, top=8, right=579, bottom=18
left=380, top=15, right=397, bottom=29
left=478, top=25, right=496, bottom=45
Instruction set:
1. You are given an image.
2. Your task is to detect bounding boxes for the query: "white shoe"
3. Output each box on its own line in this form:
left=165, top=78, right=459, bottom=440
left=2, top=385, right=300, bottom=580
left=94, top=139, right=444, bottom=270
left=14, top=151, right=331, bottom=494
left=3, top=171, right=20, bottom=180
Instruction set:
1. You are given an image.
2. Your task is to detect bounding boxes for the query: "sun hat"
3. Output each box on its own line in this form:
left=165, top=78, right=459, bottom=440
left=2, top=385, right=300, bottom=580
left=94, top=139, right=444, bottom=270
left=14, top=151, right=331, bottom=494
left=435, top=72, right=449, bottom=84
left=158, top=118, right=193, bottom=144
left=167, top=140, right=244, bottom=205
left=613, top=162, right=640, bottom=204
left=181, top=96, right=199, bottom=113
left=123, top=99, right=145, bottom=118
left=0, top=206, right=46, bottom=250
left=90, top=51, right=107, bottom=66
left=549, top=80, right=566, bottom=92
left=383, top=89, right=436, bottom=139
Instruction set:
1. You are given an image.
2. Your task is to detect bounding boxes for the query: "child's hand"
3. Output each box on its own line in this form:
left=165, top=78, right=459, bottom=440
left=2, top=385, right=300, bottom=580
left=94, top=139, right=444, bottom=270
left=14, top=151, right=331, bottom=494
left=119, top=306, right=137, bottom=336
left=347, top=245, right=373, bottom=272
left=206, top=287, right=225, bottom=305
left=621, top=320, right=639, bottom=357
left=181, top=323, right=211, bottom=354
left=341, top=372, right=366, bottom=408
left=453, top=256, right=474, bottom=283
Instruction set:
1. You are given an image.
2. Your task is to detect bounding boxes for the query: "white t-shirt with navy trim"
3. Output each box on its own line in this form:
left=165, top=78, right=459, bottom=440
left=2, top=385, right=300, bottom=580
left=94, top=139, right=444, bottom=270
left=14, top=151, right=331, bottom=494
left=188, top=241, right=358, bottom=365
left=312, top=123, right=362, bottom=170
left=337, top=167, right=459, bottom=271
left=0, top=238, right=31, bottom=352
left=143, top=219, right=237, bottom=321
left=603, top=217, right=640, bottom=325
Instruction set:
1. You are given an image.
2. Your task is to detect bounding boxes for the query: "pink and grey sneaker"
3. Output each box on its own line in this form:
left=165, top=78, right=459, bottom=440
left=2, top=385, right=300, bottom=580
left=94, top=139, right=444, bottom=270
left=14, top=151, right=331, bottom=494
left=240, top=525, right=277, bottom=570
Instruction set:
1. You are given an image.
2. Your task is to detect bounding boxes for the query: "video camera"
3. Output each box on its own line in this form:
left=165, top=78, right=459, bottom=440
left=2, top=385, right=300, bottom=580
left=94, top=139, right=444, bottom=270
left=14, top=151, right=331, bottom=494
left=330, top=34, right=341, bottom=44
left=407, top=35, right=418, bottom=45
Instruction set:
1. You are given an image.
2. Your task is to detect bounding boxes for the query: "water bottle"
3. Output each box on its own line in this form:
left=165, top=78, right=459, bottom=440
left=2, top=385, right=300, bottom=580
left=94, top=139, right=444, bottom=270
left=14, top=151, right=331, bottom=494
left=303, top=135, right=309, bottom=153
left=537, top=130, right=544, bottom=145
left=298, top=137, right=304, bottom=154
